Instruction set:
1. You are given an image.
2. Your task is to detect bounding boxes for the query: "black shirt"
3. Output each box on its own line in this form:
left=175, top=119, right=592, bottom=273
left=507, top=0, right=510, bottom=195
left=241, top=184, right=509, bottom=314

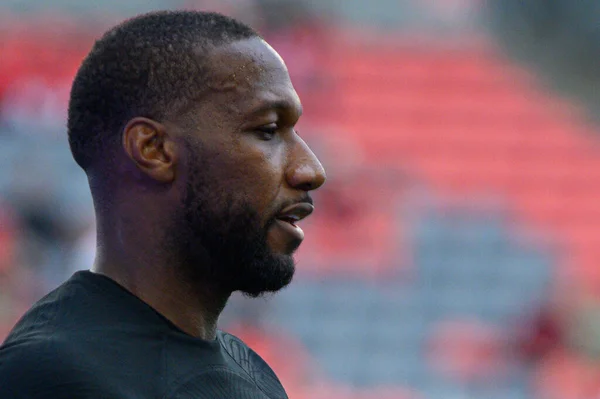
left=0, top=271, right=288, bottom=399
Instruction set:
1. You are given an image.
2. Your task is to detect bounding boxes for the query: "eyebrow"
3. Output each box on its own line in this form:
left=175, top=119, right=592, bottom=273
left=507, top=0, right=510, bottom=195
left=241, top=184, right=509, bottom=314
left=247, top=99, right=303, bottom=119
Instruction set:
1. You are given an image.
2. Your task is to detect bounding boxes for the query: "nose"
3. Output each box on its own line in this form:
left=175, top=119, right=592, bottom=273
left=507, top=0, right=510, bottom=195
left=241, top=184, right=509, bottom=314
left=286, top=136, right=326, bottom=192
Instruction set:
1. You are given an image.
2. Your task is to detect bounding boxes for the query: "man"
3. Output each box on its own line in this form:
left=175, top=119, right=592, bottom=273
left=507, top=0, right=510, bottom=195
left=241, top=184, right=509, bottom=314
left=0, top=10, right=326, bottom=399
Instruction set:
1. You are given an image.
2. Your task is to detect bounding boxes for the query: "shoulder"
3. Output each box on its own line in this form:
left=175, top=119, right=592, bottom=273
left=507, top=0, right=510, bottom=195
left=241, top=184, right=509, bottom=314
left=217, top=330, right=266, bottom=372
left=0, top=337, right=99, bottom=398
left=3, top=273, right=91, bottom=342
left=217, top=330, right=287, bottom=398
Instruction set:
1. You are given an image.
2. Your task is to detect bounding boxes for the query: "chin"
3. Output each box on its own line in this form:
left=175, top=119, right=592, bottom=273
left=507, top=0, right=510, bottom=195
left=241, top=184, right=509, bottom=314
left=235, top=254, right=296, bottom=298
left=269, top=241, right=302, bottom=257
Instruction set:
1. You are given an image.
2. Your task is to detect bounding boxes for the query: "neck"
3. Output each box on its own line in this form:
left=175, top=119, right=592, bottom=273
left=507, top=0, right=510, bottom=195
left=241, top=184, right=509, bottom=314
left=94, top=256, right=230, bottom=340
left=93, top=219, right=230, bottom=340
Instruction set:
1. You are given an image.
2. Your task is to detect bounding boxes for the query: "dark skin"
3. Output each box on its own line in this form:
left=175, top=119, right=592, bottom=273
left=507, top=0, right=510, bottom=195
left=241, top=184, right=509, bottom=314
left=89, top=37, right=326, bottom=340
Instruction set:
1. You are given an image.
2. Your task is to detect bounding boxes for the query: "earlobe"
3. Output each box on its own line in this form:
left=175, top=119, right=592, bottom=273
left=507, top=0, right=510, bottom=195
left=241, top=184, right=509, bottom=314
left=122, top=117, right=176, bottom=183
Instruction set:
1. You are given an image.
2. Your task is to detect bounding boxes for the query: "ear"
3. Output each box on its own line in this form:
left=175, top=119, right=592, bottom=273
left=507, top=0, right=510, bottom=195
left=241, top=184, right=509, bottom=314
left=122, top=117, right=176, bottom=183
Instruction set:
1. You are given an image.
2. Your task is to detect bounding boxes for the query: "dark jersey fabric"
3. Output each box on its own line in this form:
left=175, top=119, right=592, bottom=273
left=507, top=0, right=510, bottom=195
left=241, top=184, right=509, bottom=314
left=0, top=271, right=288, bottom=399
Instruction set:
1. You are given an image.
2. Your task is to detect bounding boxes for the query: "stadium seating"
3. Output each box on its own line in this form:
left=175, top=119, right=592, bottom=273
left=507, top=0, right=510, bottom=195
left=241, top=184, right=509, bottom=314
left=301, top=39, right=600, bottom=292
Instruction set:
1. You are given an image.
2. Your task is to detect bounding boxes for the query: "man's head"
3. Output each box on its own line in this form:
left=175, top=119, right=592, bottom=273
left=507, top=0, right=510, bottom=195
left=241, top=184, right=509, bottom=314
left=68, top=11, right=326, bottom=297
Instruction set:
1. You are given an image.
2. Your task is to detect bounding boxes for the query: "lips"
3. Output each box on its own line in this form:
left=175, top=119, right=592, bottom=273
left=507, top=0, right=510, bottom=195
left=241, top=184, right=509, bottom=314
left=276, top=202, right=314, bottom=226
left=271, top=202, right=314, bottom=247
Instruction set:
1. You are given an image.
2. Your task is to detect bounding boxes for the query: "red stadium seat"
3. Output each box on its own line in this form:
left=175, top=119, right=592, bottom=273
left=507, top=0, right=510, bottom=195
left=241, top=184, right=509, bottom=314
left=287, top=36, right=600, bottom=302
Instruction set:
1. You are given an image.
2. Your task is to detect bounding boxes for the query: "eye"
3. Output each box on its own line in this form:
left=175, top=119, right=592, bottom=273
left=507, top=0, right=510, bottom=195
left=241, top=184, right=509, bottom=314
left=255, top=125, right=278, bottom=141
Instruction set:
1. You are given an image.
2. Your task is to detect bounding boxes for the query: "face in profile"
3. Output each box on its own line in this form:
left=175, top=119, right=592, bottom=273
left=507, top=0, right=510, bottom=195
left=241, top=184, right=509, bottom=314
left=170, top=37, right=326, bottom=297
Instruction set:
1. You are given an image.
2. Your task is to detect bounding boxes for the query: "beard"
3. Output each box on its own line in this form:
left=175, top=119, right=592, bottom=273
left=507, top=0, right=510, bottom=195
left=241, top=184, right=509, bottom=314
left=168, top=159, right=295, bottom=298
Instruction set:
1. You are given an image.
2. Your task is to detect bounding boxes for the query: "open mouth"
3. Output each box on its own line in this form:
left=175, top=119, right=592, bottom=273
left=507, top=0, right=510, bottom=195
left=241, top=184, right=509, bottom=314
left=276, top=203, right=313, bottom=226
left=272, top=202, right=314, bottom=243
left=277, top=216, right=299, bottom=227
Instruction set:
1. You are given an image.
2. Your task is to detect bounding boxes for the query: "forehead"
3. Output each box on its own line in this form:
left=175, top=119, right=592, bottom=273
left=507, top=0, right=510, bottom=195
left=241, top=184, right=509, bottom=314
left=202, top=38, right=301, bottom=116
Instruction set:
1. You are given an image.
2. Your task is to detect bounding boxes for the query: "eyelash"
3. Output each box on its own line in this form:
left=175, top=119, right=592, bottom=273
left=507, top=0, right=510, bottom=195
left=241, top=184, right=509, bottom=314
left=256, top=126, right=278, bottom=141
left=254, top=126, right=300, bottom=142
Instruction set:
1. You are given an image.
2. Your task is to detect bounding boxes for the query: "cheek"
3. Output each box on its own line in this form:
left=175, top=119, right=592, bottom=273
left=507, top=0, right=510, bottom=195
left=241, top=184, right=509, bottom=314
left=220, top=141, right=286, bottom=214
left=244, top=156, right=284, bottom=212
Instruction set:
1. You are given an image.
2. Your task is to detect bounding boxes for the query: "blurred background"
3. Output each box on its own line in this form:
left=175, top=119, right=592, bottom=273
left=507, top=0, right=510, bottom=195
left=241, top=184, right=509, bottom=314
left=2, top=0, right=600, bottom=398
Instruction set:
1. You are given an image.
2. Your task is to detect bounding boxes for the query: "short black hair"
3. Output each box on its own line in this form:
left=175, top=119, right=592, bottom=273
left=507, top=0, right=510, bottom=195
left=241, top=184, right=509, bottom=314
left=68, top=10, right=259, bottom=171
